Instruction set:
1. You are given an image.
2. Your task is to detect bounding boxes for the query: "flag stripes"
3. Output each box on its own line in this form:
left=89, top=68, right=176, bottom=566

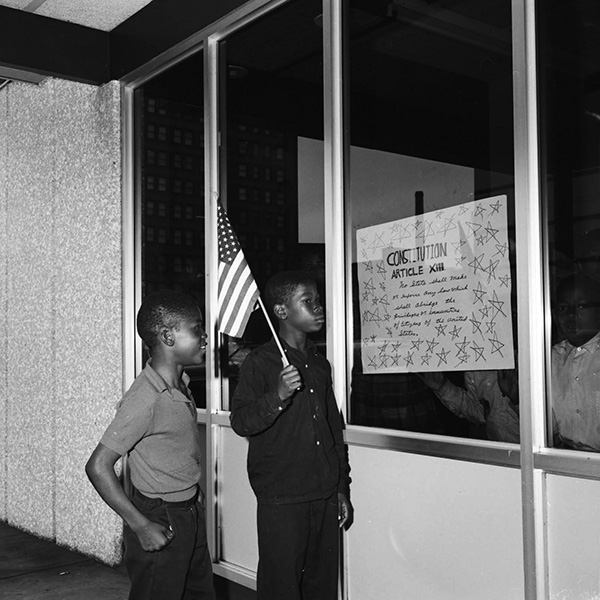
left=217, top=199, right=260, bottom=338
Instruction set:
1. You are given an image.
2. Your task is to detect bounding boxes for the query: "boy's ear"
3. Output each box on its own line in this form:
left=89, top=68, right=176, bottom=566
left=159, top=327, right=175, bottom=346
left=273, top=304, right=287, bottom=321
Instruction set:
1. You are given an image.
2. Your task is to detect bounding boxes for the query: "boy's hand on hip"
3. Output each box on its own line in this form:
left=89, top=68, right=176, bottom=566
left=277, top=364, right=303, bottom=400
left=135, top=520, right=175, bottom=552
left=338, top=493, right=354, bottom=530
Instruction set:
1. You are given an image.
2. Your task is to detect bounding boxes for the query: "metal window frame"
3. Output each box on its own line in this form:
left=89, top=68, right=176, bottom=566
left=120, top=1, right=600, bottom=597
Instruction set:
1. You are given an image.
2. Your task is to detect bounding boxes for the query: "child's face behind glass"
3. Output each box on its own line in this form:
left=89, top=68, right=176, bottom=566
left=555, top=286, right=600, bottom=347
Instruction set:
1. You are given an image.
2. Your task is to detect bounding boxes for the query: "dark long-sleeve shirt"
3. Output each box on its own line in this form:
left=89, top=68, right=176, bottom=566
left=230, top=338, right=351, bottom=505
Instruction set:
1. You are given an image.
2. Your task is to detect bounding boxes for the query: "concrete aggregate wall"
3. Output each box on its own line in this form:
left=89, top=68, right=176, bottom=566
left=0, top=78, right=124, bottom=564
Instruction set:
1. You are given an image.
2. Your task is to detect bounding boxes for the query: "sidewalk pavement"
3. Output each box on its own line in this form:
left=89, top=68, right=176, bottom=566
left=0, top=521, right=255, bottom=600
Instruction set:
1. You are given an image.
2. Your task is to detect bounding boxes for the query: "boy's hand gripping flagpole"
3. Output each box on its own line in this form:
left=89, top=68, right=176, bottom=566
left=216, top=196, right=289, bottom=367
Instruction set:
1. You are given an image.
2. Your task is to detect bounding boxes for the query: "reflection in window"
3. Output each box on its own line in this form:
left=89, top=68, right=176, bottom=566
left=345, top=1, right=517, bottom=442
left=135, top=51, right=206, bottom=407
left=540, top=2, right=600, bottom=452
left=220, top=0, right=325, bottom=409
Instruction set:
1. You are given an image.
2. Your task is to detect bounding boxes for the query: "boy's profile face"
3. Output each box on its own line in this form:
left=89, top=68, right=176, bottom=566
left=276, top=281, right=324, bottom=333
left=170, top=308, right=207, bottom=365
left=555, top=284, right=600, bottom=347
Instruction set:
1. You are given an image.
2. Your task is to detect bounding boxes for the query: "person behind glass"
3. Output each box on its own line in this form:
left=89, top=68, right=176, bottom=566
left=552, top=274, right=600, bottom=451
left=230, top=271, right=353, bottom=600
left=85, top=290, right=215, bottom=600
left=418, top=368, right=520, bottom=443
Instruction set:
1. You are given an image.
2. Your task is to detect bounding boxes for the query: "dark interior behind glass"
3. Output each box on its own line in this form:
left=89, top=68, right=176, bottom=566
left=346, top=0, right=517, bottom=441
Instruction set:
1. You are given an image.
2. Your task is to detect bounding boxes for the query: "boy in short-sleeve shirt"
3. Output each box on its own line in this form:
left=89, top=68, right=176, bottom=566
left=86, top=290, right=215, bottom=600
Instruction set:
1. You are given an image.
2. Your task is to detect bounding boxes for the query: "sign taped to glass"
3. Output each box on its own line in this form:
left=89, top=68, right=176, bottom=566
left=356, top=195, right=514, bottom=374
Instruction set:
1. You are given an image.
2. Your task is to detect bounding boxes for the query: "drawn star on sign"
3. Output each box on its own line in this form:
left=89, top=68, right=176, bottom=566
left=411, top=339, right=423, bottom=351
left=416, top=220, right=436, bottom=243
left=449, top=325, right=462, bottom=340
left=499, top=274, right=511, bottom=288
left=436, top=348, right=451, bottom=366
left=366, top=309, right=382, bottom=323
left=466, top=221, right=483, bottom=236
left=473, top=203, right=487, bottom=219
left=469, top=312, right=484, bottom=337
left=364, top=278, right=376, bottom=295
left=479, top=305, right=491, bottom=319
left=426, top=339, right=439, bottom=353
left=471, top=342, right=486, bottom=361
left=488, top=331, right=505, bottom=357
left=494, top=242, right=509, bottom=258
left=468, top=254, right=486, bottom=276
left=436, top=323, right=448, bottom=336
left=451, top=238, right=467, bottom=252
left=489, top=199, right=503, bottom=215
left=485, top=258, right=500, bottom=283
left=368, top=232, right=387, bottom=251
left=489, top=290, right=507, bottom=318
left=397, top=223, right=413, bottom=241
left=476, top=233, right=487, bottom=247
left=485, top=221, right=501, bottom=243
left=455, top=352, right=469, bottom=366
left=455, top=336, right=470, bottom=355
left=440, top=217, right=458, bottom=237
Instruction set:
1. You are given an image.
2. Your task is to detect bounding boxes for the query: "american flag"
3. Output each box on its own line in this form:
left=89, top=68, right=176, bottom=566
left=217, top=199, right=260, bottom=338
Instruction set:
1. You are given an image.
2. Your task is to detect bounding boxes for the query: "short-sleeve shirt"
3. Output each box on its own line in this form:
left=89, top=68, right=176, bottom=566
left=100, top=361, right=202, bottom=501
left=552, top=332, right=600, bottom=451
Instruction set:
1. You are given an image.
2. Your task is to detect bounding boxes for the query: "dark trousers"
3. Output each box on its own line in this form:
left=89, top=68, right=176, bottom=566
left=256, top=494, right=339, bottom=600
left=124, top=488, right=215, bottom=600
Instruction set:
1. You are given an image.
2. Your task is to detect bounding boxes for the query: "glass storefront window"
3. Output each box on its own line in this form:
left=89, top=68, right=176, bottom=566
left=135, top=51, right=206, bottom=407
left=539, top=1, right=600, bottom=452
left=219, top=0, right=326, bottom=409
left=345, top=0, right=518, bottom=442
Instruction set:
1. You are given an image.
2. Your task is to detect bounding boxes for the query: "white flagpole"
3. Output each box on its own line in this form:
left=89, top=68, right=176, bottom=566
left=257, top=296, right=289, bottom=366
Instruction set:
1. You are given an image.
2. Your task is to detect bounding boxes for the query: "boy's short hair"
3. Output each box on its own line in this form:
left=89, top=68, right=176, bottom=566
left=264, top=271, right=316, bottom=316
left=137, top=289, right=199, bottom=350
left=557, top=273, right=600, bottom=302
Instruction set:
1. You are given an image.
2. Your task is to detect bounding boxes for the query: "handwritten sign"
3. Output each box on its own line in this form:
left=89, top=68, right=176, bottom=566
left=356, top=196, right=514, bottom=373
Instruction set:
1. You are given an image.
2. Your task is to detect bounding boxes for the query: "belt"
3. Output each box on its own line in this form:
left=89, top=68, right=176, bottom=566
left=132, top=485, right=199, bottom=508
